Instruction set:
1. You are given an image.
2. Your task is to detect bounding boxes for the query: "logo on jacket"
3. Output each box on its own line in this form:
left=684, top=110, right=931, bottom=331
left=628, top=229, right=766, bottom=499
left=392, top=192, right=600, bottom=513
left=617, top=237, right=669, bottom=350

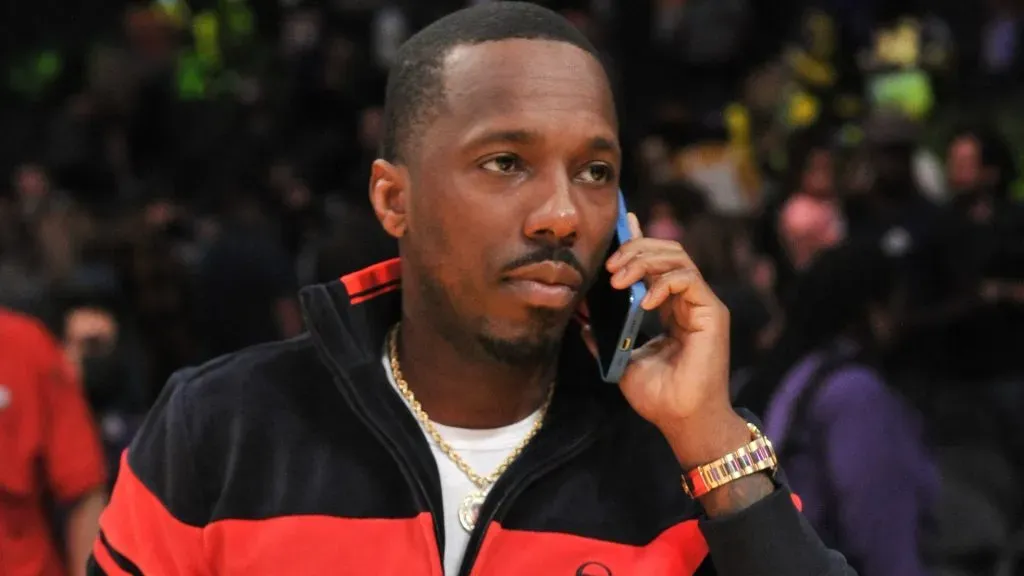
left=575, top=562, right=612, bottom=576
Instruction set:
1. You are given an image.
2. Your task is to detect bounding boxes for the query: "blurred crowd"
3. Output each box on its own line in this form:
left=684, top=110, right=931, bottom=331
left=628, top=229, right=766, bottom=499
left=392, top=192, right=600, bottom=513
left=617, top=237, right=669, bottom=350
left=2, top=0, right=1024, bottom=575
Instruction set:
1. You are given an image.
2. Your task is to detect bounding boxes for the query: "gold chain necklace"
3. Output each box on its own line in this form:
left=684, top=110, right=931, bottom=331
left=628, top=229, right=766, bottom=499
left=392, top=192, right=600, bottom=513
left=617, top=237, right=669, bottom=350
left=386, top=323, right=554, bottom=532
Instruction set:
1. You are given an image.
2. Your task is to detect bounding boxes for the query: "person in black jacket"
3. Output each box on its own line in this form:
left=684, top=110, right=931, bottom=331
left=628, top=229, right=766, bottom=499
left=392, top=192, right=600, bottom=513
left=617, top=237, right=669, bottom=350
left=88, top=3, right=855, bottom=575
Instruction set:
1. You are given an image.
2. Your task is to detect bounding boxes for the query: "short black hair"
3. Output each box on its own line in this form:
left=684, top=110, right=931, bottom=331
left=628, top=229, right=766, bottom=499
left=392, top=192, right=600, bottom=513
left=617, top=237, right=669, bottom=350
left=380, top=1, right=601, bottom=163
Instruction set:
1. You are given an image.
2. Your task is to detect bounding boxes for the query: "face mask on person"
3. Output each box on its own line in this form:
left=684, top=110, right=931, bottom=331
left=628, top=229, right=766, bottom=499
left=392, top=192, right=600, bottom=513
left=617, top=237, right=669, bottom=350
left=81, top=353, right=124, bottom=410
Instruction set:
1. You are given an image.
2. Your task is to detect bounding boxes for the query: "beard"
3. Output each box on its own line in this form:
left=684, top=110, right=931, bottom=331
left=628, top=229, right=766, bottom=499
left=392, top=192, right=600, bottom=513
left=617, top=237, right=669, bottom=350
left=416, top=267, right=567, bottom=368
left=475, top=309, right=564, bottom=366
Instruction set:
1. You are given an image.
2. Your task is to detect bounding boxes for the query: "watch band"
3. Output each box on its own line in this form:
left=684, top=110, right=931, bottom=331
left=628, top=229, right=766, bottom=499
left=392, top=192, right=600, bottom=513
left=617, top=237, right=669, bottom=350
left=681, top=422, right=778, bottom=499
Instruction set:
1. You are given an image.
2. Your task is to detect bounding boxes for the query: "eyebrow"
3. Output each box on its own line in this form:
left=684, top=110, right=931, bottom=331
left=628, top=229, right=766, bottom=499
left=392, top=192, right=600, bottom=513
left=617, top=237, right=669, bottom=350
left=464, top=129, right=621, bottom=157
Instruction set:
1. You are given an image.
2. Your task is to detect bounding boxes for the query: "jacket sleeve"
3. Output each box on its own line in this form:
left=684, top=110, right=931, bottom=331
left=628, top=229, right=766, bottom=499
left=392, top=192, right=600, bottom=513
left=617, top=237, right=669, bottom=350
left=696, top=410, right=858, bottom=576
left=87, top=370, right=209, bottom=576
left=699, top=488, right=856, bottom=575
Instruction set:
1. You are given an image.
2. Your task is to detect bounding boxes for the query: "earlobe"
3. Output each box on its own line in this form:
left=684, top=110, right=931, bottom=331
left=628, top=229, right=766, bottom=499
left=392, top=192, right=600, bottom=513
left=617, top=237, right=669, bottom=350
left=369, top=159, right=409, bottom=238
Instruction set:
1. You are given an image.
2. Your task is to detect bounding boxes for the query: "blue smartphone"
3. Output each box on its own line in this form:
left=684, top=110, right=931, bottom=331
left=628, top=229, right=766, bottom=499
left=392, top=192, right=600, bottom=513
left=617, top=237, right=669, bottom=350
left=585, top=191, right=648, bottom=383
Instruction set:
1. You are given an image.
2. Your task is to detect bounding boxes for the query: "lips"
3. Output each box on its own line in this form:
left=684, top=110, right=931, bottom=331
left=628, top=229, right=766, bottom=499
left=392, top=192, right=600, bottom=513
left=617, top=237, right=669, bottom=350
left=502, top=262, right=583, bottom=308
left=504, top=261, right=584, bottom=290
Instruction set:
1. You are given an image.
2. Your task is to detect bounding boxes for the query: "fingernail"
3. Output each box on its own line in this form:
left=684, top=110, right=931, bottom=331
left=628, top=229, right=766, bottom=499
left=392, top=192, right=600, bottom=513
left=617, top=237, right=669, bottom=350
left=628, top=213, right=643, bottom=237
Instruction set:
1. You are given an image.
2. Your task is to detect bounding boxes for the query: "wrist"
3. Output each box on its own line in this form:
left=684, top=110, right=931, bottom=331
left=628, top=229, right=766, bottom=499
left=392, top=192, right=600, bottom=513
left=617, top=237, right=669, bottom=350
left=660, top=408, right=752, bottom=470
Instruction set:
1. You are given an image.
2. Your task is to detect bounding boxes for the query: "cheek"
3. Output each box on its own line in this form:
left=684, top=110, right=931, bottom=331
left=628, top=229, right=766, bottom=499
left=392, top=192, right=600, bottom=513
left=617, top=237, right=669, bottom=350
left=585, top=218, right=617, bottom=275
left=407, top=192, right=493, bottom=294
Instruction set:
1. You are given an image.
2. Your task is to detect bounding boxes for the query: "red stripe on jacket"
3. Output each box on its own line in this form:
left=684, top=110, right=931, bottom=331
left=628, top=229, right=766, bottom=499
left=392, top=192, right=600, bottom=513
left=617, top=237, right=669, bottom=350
left=471, top=519, right=708, bottom=575
left=341, top=258, right=401, bottom=297
left=98, top=452, right=443, bottom=574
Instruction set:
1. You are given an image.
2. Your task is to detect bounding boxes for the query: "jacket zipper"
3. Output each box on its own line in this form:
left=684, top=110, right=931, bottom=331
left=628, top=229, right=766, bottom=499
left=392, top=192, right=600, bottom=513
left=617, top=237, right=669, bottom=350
left=456, top=430, right=599, bottom=576
left=304, top=304, right=446, bottom=574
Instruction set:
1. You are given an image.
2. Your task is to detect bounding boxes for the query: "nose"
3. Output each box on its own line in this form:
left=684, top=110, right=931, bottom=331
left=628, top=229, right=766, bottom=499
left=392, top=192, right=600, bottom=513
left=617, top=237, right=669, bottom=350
left=523, top=174, right=579, bottom=246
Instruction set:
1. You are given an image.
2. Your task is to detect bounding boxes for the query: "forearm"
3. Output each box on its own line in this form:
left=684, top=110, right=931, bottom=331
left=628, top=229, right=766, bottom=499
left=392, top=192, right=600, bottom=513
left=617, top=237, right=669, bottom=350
left=66, top=490, right=106, bottom=576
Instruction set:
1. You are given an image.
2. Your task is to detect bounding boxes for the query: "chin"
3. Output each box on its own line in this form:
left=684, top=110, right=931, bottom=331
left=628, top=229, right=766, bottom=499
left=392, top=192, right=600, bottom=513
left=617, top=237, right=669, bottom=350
left=475, top=314, right=568, bottom=366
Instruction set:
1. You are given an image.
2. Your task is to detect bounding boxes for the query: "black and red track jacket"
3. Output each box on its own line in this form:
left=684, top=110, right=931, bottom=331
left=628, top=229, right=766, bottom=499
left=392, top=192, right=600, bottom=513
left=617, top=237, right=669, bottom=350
left=88, top=258, right=854, bottom=576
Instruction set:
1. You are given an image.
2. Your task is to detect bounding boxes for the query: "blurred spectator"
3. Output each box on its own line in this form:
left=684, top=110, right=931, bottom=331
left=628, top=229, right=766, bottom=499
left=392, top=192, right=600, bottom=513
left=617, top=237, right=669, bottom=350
left=755, top=129, right=838, bottom=298
left=778, top=193, right=846, bottom=271
left=0, top=164, right=92, bottom=316
left=194, top=195, right=302, bottom=359
left=938, top=125, right=1024, bottom=379
left=121, top=202, right=198, bottom=393
left=56, top=290, right=148, bottom=486
left=979, top=0, right=1024, bottom=88
left=0, top=308, right=106, bottom=576
left=847, top=110, right=940, bottom=240
left=763, top=243, right=938, bottom=576
left=776, top=140, right=845, bottom=274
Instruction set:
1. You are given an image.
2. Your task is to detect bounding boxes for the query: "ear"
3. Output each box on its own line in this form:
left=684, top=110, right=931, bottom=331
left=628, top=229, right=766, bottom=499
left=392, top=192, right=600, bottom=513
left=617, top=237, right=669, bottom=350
left=369, top=159, right=409, bottom=239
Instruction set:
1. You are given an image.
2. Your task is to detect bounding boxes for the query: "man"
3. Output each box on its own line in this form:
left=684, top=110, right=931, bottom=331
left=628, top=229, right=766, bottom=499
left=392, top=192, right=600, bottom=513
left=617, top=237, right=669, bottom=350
left=939, top=128, right=1024, bottom=379
left=88, top=4, right=854, bottom=575
left=0, top=307, right=106, bottom=576
left=59, top=294, right=148, bottom=484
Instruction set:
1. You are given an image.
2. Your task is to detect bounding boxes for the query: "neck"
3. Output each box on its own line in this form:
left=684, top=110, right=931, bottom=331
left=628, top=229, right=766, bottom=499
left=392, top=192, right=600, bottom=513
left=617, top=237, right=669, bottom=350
left=394, top=317, right=557, bottom=429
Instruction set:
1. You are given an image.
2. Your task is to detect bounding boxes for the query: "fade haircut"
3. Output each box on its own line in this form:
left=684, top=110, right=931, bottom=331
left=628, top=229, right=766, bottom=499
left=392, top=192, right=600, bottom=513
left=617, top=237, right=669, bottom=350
left=380, top=2, right=601, bottom=163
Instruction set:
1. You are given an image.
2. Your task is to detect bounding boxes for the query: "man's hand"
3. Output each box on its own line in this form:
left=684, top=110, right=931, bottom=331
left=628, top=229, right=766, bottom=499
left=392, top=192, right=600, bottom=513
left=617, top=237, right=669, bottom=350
left=591, top=213, right=773, bottom=515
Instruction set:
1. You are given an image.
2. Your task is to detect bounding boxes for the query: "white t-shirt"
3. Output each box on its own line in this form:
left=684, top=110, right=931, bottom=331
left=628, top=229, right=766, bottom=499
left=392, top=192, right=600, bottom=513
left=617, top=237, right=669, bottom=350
left=382, top=353, right=542, bottom=576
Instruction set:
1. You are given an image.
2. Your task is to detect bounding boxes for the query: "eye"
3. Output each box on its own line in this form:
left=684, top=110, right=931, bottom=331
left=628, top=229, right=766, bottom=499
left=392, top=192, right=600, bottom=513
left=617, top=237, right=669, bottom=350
left=480, top=154, right=523, bottom=175
left=576, top=162, right=615, bottom=185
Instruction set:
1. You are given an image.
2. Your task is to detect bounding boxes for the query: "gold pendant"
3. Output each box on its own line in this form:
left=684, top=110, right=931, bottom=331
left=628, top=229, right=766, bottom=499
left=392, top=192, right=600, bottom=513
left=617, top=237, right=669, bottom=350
left=458, top=490, right=487, bottom=532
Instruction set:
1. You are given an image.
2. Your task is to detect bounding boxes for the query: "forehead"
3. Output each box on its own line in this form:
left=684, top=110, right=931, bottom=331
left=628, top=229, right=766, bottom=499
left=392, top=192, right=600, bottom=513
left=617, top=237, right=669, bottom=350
left=429, top=39, right=617, bottom=151
left=65, top=308, right=118, bottom=337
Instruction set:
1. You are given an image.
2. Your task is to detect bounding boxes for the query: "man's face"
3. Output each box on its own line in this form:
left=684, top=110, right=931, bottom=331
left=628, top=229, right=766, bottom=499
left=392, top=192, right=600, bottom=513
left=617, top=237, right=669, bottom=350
left=947, top=135, right=983, bottom=193
left=378, top=39, right=620, bottom=364
left=64, top=307, right=119, bottom=372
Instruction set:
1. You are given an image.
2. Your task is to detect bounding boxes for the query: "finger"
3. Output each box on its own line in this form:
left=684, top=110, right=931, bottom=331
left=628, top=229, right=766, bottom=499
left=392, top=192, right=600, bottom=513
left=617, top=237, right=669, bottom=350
left=639, top=268, right=719, bottom=312
left=610, top=250, right=700, bottom=289
left=627, top=212, right=643, bottom=239
left=607, top=238, right=698, bottom=271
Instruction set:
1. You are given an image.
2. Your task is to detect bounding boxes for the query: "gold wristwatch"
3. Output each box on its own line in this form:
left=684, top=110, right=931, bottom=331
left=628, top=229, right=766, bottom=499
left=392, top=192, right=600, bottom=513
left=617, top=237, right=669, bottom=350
left=681, top=423, right=778, bottom=499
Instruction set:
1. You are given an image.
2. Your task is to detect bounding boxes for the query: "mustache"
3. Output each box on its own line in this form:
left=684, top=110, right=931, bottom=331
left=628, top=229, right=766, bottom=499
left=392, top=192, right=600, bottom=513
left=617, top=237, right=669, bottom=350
left=501, top=246, right=588, bottom=280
